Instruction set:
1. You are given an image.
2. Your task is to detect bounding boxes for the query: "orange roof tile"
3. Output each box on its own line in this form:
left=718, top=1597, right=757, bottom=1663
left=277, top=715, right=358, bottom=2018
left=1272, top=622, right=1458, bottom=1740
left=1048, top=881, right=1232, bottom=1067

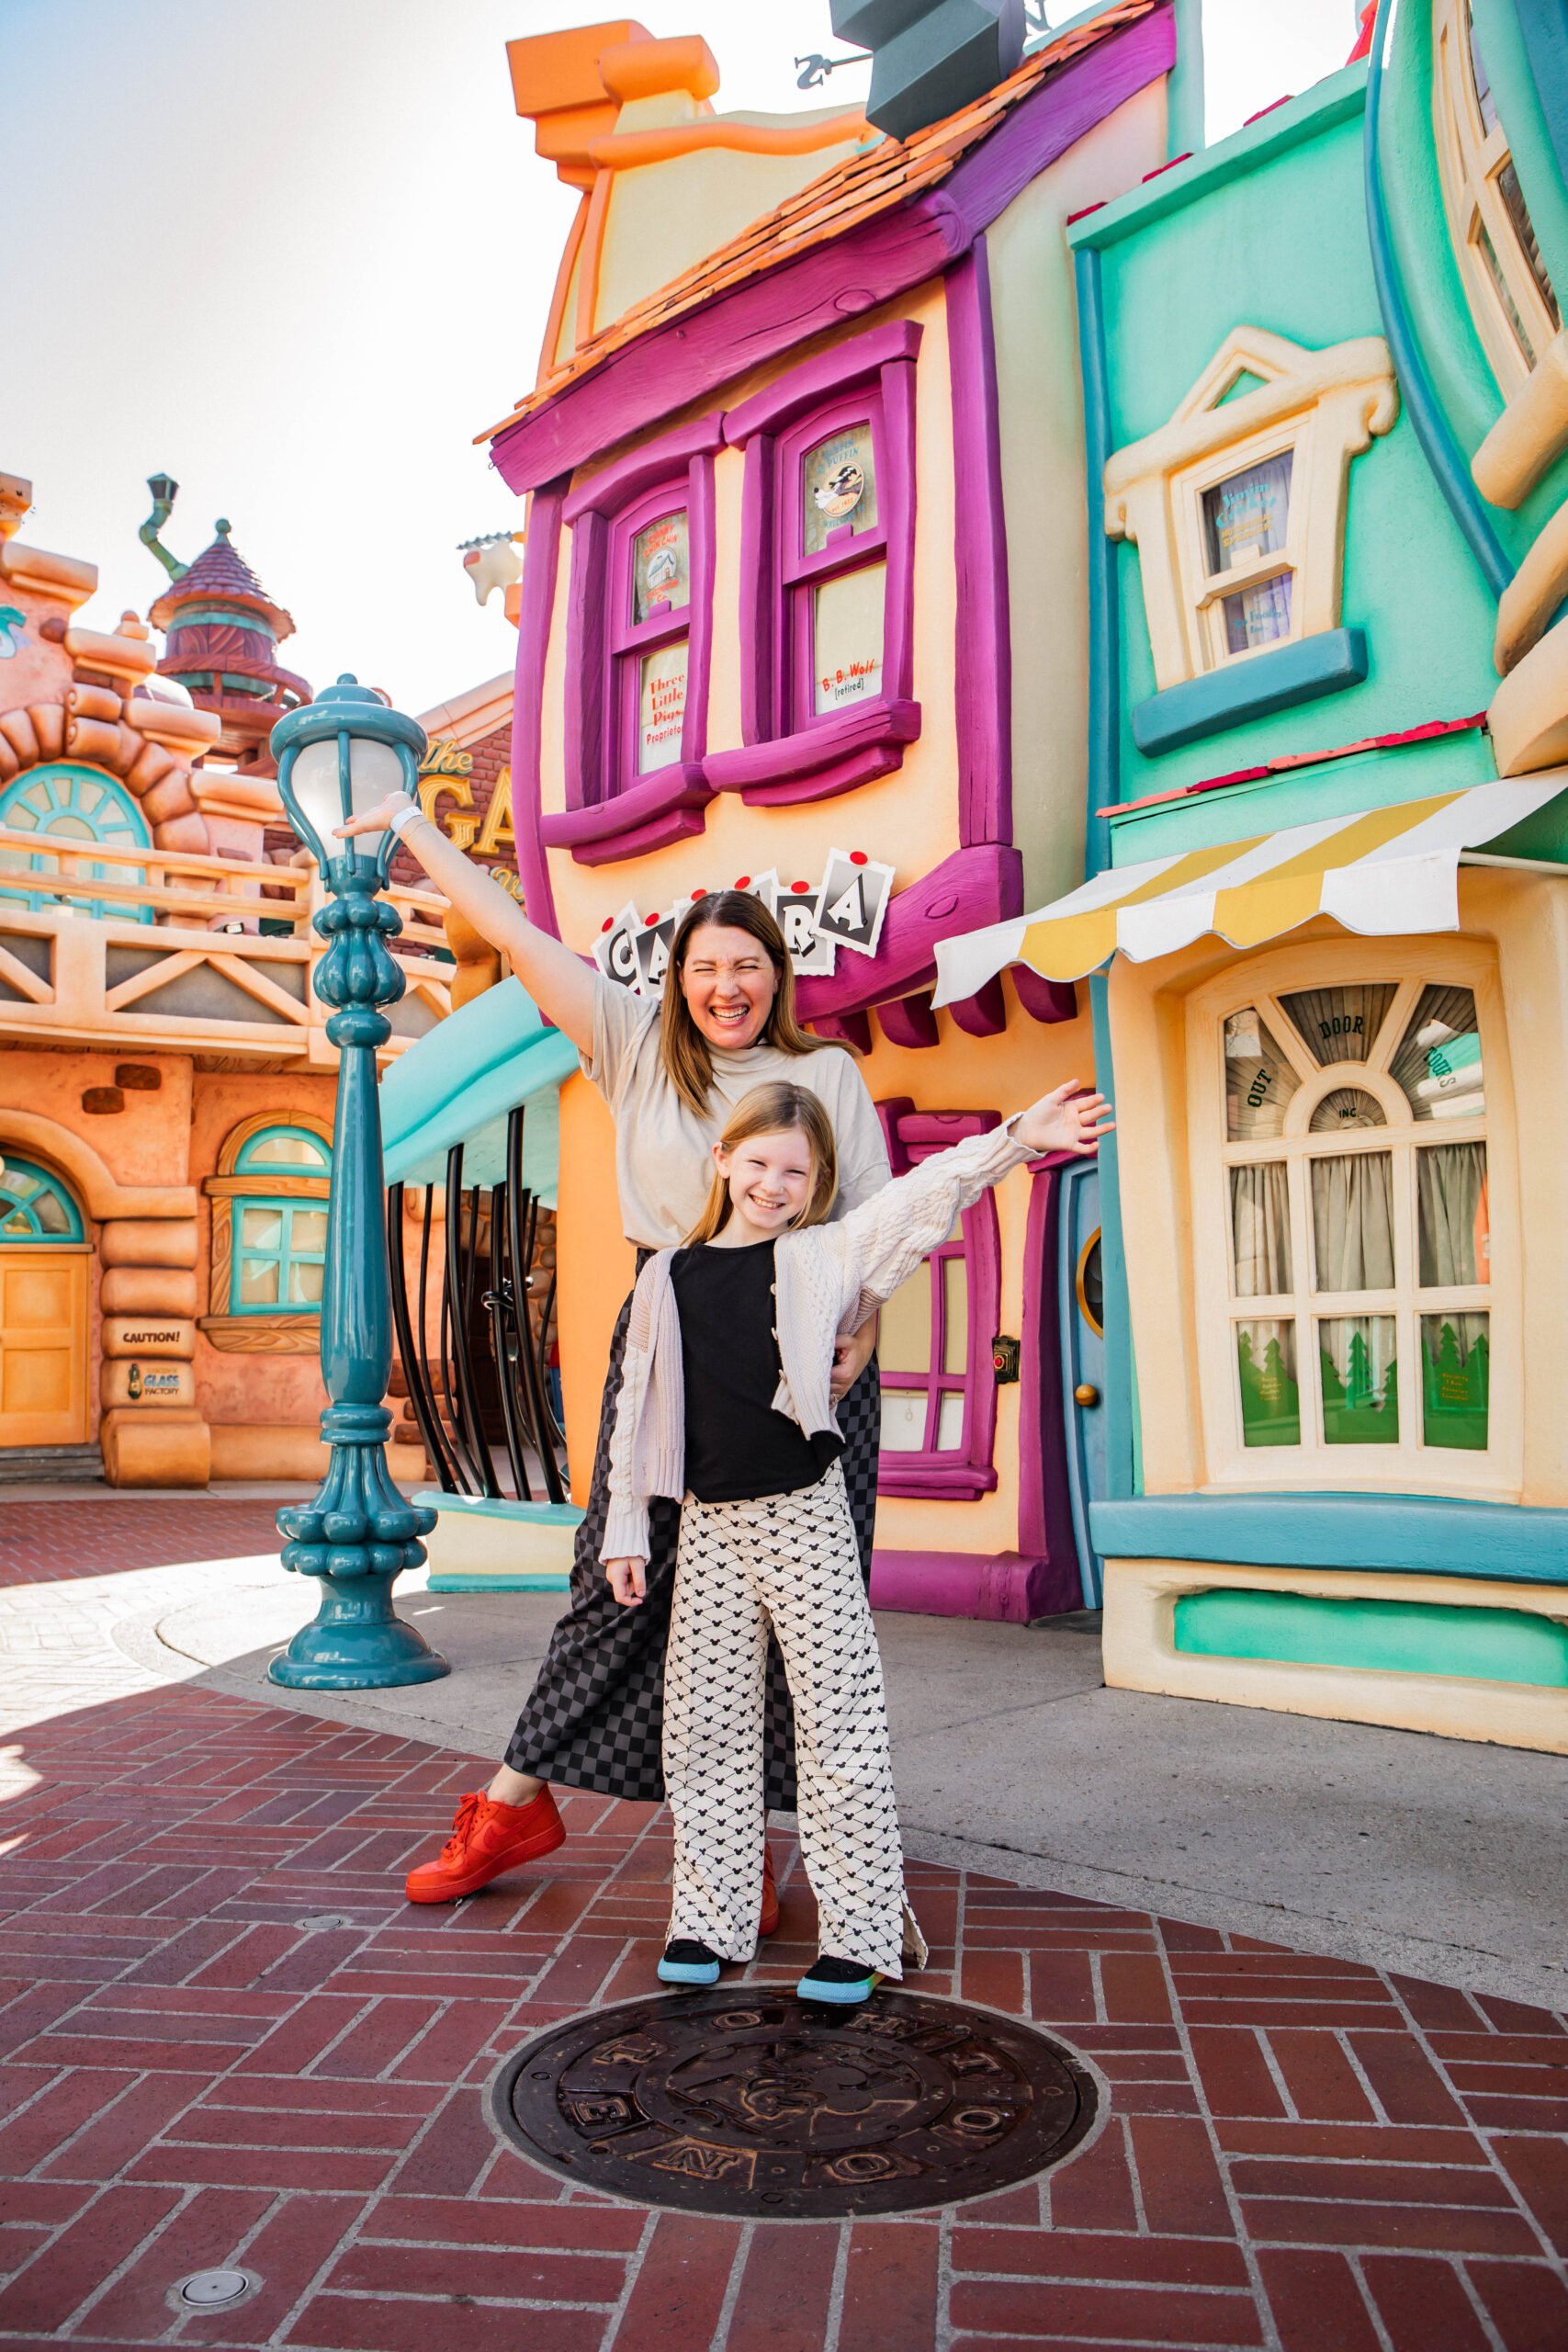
left=479, top=0, right=1158, bottom=446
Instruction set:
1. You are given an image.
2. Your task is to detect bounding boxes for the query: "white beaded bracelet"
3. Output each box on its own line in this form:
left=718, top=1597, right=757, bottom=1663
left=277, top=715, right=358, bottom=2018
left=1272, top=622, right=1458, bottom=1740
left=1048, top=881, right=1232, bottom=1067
left=389, top=798, right=424, bottom=837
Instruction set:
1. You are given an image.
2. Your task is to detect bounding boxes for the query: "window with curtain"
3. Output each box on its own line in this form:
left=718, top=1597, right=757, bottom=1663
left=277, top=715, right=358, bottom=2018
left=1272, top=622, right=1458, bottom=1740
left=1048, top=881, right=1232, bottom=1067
left=613, top=491, right=693, bottom=785
left=873, top=1106, right=1001, bottom=1498
left=1214, top=978, right=1495, bottom=1469
left=1201, top=450, right=1296, bottom=659
left=1434, top=0, right=1561, bottom=392
left=781, top=396, right=889, bottom=729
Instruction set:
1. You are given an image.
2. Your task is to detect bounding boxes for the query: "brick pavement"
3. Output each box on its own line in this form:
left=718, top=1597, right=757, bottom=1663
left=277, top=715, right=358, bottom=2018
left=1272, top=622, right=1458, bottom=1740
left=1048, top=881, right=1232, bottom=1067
left=1, top=1503, right=1565, bottom=2350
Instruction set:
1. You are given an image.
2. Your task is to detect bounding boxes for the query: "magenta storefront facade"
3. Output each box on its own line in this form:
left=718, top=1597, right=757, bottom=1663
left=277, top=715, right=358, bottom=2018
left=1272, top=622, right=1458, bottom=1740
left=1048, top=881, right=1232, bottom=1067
left=477, top=5, right=1179, bottom=1618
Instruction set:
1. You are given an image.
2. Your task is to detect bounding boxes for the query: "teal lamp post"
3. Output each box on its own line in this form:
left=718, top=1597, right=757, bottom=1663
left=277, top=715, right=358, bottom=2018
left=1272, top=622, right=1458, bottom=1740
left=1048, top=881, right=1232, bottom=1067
left=267, top=676, right=446, bottom=1689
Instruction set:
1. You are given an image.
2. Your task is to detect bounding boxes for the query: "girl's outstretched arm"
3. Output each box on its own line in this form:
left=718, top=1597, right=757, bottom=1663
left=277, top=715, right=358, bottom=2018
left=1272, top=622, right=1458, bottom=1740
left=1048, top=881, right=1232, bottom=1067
left=826, top=1081, right=1114, bottom=1321
left=337, top=793, right=596, bottom=1054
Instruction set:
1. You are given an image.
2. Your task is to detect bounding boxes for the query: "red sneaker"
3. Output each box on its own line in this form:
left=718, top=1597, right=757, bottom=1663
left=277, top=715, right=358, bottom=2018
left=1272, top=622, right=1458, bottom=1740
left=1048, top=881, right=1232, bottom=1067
left=760, top=1839, right=780, bottom=1939
left=405, top=1786, right=566, bottom=1904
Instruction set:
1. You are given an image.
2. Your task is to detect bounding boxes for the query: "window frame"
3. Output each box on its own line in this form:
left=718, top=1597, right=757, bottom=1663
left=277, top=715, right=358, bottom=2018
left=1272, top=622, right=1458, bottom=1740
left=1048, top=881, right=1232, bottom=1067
left=1104, top=327, right=1398, bottom=696
left=200, top=1113, right=333, bottom=1354
left=231, top=1194, right=329, bottom=1317
left=0, top=1155, right=86, bottom=1244
left=716, top=321, right=922, bottom=807
left=0, top=762, right=153, bottom=923
left=1434, top=0, right=1561, bottom=396
left=875, top=1106, right=1000, bottom=1499
left=1185, top=938, right=1518, bottom=1499
left=543, top=414, right=722, bottom=865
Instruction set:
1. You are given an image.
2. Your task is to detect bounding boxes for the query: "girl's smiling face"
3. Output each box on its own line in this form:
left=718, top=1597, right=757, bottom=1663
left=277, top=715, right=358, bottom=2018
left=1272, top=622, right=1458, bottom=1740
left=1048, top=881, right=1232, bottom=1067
left=712, top=1125, right=816, bottom=1240
left=679, top=922, right=778, bottom=1049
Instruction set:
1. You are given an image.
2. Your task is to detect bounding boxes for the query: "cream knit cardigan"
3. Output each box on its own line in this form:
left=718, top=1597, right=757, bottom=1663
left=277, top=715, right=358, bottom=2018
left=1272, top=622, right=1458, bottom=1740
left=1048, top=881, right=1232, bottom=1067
left=601, top=1115, right=1032, bottom=1562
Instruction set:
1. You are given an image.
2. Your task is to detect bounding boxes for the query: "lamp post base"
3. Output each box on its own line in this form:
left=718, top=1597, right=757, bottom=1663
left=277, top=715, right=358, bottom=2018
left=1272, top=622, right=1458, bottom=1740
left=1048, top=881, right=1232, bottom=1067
left=269, top=1579, right=449, bottom=1690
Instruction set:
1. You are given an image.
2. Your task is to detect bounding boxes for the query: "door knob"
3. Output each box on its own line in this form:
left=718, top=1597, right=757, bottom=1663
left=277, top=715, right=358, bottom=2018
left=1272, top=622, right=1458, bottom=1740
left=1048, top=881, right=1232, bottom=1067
left=1074, top=1383, right=1100, bottom=1408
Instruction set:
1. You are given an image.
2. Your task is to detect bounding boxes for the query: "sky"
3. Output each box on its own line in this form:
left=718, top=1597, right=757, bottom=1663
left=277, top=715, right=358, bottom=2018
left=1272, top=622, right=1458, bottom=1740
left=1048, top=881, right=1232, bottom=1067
left=6, top=0, right=1360, bottom=720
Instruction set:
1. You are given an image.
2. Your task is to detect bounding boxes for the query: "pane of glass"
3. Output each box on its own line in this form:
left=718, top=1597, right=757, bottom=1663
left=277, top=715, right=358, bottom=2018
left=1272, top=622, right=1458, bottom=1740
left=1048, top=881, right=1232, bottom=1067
left=33, top=1191, right=69, bottom=1235
left=1078, top=1237, right=1104, bottom=1334
left=1477, top=215, right=1538, bottom=366
left=1309, top=1087, right=1387, bottom=1134
left=1235, top=1318, right=1300, bottom=1447
left=1280, top=984, right=1397, bottom=1066
left=246, top=1132, right=328, bottom=1170
left=879, top=1387, right=927, bottom=1452
left=879, top=1261, right=933, bottom=1377
left=5, top=1169, right=36, bottom=1198
left=1389, top=985, right=1484, bottom=1120
left=1203, top=452, right=1292, bottom=574
left=935, top=1391, right=965, bottom=1452
left=1312, top=1152, right=1395, bottom=1292
left=1319, top=1316, right=1399, bottom=1444
left=813, top=562, right=886, bottom=715
left=1230, top=1163, right=1292, bottom=1296
left=1224, top=1009, right=1303, bottom=1139
left=637, top=639, right=688, bottom=774
left=290, top=1210, right=329, bottom=1255
left=1418, top=1141, right=1489, bottom=1287
left=802, top=420, right=878, bottom=557
left=1497, top=160, right=1560, bottom=331
left=288, top=1261, right=324, bottom=1306
left=1, top=1210, right=31, bottom=1238
left=239, top=1257, right=280, bottom=1306
left=942, top=1256, right=968, bottom=1376
left=1466, top=1, right=1498, bottom=131
left=1221, top=571, right=1293, bottom=655
left=240, top=1206, right=284, bottom=1252
left=631, top=509, right=690, bottom=624
left=1422, top=1311, right=1490, bottom=1450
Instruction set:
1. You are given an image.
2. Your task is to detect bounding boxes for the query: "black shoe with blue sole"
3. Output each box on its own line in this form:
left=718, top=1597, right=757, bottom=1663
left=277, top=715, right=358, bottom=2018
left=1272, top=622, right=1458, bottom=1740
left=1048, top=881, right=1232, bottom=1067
left=659, top=1939, right=721, bottom=1986
left=797, top=1953, right=882, bottom=2005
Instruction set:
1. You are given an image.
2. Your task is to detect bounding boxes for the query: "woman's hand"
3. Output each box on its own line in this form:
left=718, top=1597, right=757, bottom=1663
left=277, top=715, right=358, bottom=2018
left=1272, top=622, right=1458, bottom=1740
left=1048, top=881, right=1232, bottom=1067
left=605, top=1557, right=647, bottom=1607
left=1015, top=1080, right=1115, bottom=1158
left=830, top=1314, right=878, bottom=1402
left=334, top=792, right=416, bottom=842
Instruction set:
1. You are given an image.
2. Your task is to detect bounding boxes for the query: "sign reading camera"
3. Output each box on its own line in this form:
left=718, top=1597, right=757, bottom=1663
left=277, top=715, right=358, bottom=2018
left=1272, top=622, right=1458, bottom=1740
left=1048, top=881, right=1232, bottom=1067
left=592, top=851, right=896, bottom=998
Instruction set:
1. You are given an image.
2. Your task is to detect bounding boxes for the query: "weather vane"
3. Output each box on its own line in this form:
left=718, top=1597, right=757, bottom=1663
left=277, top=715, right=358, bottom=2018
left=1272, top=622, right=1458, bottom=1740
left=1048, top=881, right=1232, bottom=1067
left=794, top=51, right=870, bottom=91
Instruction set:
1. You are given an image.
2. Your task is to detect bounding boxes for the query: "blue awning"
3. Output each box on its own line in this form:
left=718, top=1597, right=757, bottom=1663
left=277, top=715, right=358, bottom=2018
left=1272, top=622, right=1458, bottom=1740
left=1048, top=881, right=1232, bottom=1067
left=379, top=977, right=579, bottom=1199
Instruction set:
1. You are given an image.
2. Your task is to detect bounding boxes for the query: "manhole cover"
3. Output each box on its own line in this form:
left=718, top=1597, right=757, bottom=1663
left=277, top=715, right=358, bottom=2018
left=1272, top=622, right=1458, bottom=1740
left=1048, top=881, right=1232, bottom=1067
left=490, top=1989, right=1097, bottom=2217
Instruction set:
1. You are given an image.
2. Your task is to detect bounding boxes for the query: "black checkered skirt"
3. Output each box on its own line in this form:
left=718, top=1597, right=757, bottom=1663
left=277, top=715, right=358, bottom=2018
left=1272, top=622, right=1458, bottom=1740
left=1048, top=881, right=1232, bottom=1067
left=503, top=1286, right=880, bottom=1808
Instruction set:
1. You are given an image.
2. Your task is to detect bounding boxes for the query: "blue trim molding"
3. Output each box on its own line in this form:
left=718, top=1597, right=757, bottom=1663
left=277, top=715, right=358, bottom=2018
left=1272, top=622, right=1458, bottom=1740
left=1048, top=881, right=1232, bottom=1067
left=1131, top=628, right=1370, bottom=756
left=1089, top=973, right=1136, bottom=1501
left=1092, top=1491, right=1568, bottom=1588
left=1364, top=0, right=1513, bottom=600
left=1076, top=243, right=1120, bottom=878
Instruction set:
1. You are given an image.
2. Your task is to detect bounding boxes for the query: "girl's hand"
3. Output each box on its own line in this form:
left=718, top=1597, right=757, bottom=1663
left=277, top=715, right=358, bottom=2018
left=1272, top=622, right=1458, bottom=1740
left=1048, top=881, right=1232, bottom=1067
left=334, top=792, right=416, bottom=840
left=605, top=1557, right=647, bottom=1607
left=1015, top=1080, right=1115, bottom=1158
left=829, top=1315, right=877, bottom=1402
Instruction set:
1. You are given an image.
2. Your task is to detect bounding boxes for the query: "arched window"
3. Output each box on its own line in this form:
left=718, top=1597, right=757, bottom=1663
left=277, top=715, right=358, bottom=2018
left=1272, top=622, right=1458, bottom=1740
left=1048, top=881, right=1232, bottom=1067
left=0, top=1157, right=85, bottom=1243
left=1434, top=0, right=1561, bottom=394
left=230, top=1127, right=331, bottom=1314
left=1190, top=948, right=1511, bottom=1494
left=0, top=763, right=153, bottom=922
left=202, top=1117, right=333, bottom=1351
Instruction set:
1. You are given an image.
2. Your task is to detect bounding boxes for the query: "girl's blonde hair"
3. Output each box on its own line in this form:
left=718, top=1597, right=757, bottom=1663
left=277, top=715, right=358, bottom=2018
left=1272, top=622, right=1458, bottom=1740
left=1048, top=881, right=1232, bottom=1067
left=684, top=1082, right=839, bottom=1245
left=659, top=891, right=830, bottom=1117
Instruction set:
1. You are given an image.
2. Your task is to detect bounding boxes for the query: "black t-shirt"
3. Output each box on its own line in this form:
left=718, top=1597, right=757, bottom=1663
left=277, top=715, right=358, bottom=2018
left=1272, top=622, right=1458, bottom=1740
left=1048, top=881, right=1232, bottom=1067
left=670, top=1238, right=844, bottom=1504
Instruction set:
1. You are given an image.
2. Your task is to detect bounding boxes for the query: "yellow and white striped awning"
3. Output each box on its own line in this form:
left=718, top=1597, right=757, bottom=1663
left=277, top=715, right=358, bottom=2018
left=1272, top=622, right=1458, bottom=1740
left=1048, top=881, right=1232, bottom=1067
left=932, top=776, right=1568, bottom=1004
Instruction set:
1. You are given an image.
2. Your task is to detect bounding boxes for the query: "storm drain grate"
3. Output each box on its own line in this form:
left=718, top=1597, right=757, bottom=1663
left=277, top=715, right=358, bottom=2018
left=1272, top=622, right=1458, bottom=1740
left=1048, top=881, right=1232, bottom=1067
left=491, top=1988, right=1097, bottom=2218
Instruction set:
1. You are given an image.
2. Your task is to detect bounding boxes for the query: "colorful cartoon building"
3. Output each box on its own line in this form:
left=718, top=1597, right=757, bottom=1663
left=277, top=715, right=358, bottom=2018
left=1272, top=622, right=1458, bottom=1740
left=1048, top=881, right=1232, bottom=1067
left=0, top=473, right=452, bottom=1486
left=433, top=2, right=1199, bottom=1617
left=941, top=0, right=1568, bottom=1748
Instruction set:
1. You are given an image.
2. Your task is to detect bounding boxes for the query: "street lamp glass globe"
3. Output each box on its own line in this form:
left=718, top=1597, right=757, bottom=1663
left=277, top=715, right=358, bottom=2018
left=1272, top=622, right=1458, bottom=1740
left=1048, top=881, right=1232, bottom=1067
left=289, top=733, right=407, bottom=863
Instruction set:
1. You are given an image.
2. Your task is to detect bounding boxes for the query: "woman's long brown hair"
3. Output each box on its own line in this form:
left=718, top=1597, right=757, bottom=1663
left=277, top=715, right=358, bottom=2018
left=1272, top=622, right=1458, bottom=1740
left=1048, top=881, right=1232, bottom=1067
left=683, top=1082, right=840, bottom=1245
left=658, top=890, right=830, bottom=1116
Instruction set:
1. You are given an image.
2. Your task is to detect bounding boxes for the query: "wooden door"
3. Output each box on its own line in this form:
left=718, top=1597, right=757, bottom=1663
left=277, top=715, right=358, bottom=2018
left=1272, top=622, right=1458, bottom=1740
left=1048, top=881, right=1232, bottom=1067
left=0, top=1250, right=89, bottom=1446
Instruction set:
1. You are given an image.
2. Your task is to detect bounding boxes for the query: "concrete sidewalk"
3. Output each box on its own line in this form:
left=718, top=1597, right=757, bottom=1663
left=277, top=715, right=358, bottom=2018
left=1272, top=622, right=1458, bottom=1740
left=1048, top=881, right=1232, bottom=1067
left=102, top=1538, right=1568, bottom=2015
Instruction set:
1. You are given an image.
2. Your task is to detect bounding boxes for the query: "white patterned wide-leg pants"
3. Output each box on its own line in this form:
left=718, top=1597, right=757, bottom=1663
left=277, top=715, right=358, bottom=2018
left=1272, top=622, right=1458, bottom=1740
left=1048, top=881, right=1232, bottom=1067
left=662, top=1461, right=908, bottom=1975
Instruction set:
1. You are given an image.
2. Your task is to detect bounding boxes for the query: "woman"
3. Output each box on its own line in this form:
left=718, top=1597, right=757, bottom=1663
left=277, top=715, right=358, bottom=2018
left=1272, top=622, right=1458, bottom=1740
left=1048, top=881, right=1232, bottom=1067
left=343, top=791, right=889, bottom=1920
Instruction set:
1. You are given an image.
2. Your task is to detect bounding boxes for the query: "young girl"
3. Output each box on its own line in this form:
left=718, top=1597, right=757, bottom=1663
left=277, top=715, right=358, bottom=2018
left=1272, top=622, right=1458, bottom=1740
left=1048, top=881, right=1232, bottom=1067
left=603, top=1073, right=1113, bottom=2003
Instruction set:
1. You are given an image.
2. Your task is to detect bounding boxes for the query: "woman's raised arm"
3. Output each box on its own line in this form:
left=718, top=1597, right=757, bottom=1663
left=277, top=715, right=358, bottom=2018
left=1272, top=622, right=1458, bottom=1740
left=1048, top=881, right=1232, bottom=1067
left=338, top=794, right=596, bottom=1055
